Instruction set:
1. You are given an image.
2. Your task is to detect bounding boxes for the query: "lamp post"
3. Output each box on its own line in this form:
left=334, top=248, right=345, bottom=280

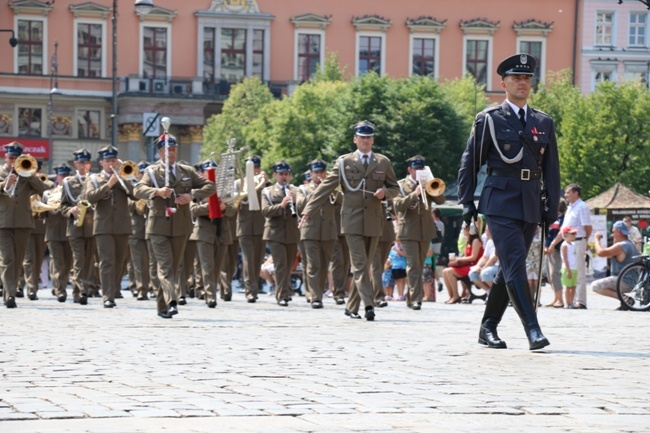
left=0, top=29, right=18, bottom=47
left=111, top=0, right=155, bottom=150
left=49, top=41, right=61, bottom=174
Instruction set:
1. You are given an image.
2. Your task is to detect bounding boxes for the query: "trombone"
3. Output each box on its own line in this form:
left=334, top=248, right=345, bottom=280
left=4, top=154, right=38, bottom=197
left=416, top=166, right=446, bottom=209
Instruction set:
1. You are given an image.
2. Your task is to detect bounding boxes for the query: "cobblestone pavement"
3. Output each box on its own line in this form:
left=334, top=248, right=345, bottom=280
left=1, top=281, right=649, bottom=433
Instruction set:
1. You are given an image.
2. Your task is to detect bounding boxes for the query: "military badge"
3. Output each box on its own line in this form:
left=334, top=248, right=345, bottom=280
left=533, top=136, right=538, bottom=142
left=520, top=54, right=528, bottom=64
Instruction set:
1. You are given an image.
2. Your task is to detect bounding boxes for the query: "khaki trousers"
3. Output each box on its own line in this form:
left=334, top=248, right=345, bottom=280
left=0, top=228, right=31, bottom=301
left=402, top=239, right=429, bottom=306
left=149, top=234, right=187, bottom=313
left=345, top=234, right=378, bottom=313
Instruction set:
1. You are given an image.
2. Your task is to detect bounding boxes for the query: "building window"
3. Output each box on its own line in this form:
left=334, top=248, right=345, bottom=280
left=17, top=20, right=44, bottom=75
left=297, top=33, right=321, bottom=82
left=18, top=108, right=42, bottom=137
left=466, top=39, right=488, bottom=85
left=595, top=71, right=612, bottom=84
left=411, top=37, right=435, bottom=77
left=203, top=27, right=216, bottom=82
left=519, top=41, right=542, bottom=89
left=221, top=28, right=246, bottom=82
left=596, top=12, right=614, bottom=46
left=143, top=27, right=167, bottom=78
left=252, top=29, right=264, bottom=80
left=77, top=110, right=101, bottom=139
left=629, top=12, right=647, bottom=47
left=77, top=23, right=102, bottom=77
left=358, top=36, right=382, bottom=75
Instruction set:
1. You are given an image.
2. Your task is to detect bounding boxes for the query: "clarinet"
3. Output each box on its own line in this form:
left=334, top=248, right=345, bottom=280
left=284, top=181, right=297, bottom=218
left=383, top=200, right=393, bottom=221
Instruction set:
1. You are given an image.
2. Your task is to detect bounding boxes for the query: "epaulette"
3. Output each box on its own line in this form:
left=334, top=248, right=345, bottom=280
left=530, top=107, right=551, bottom=118
left=474, top=105, right=500, bottom=121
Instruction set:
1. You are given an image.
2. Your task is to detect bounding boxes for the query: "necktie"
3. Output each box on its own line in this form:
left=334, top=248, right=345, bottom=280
left=518, top=108, right=526, bottom=129
left=168, top=166, right=176, bottom=183
left=362, top=154, right=369, bottom=169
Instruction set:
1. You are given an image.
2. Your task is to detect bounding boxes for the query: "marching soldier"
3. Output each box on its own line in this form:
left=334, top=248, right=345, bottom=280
left=85, top=146, right=135, bottom=308
left=261, top=160, right=300, bottom=307
left=22, top=161, right=54, bottom=300
left=134, top=133, right=215, bottom=319
left=191, top=159, right=236, bottom=308
left=0, top=142, right=48, bottom=308
left=235, top=155, right=270, bottom=303
left=296, top=158, right=337, bottom=308
left=301, top=121, right=400, bottom=321
left=393, top=155, right=446, bottom=310
left=329, top=191, right=348, bottom=305
left=128, top=161, right=151, bottom=301
left=44, top=164, right=73, bottom=302
left=219, top=206, right=238, bottom=302
left=370, top=200, right=395, bottom=308
left=458, top=54, right=560, bottom=350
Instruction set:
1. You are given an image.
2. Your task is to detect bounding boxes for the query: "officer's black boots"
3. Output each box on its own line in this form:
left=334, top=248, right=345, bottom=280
left=506, top=279, right=550, bottom=350
left=478, top=281, right=509, bottom=349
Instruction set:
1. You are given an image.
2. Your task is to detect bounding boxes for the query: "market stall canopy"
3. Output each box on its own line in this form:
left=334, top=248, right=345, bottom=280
left=584, top=183, right=650, bottom=210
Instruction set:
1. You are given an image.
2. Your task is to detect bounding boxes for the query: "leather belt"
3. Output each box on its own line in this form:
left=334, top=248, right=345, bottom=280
left=487, top=167, right=541, bottom=181
left=575, top=237, right=584, bottom=240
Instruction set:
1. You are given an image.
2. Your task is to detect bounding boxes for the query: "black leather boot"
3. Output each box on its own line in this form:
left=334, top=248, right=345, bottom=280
left=506, top=279, right=550, bottom=350
left=478, top=281, right=509, bottom=348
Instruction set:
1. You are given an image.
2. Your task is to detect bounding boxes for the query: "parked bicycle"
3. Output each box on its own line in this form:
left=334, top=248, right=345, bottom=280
left=616, top=255, right=650, bottom=311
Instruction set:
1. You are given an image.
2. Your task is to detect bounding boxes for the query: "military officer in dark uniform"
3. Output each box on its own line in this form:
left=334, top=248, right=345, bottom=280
left=458, top=54, right=560, bottom=350
left=301, top=121, right=400, bottom=321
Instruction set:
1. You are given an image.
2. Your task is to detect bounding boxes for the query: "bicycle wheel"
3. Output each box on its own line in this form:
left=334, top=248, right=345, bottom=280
left=616, top=261, right=650, bottom=311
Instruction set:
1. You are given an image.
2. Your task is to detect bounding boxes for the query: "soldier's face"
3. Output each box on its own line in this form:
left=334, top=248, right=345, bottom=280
left=311, top=170, right=325, bottom=184
left=74, top=160, right=91, bottom=174
left=354, top=134, right=374, bottom=153
left=501, top=74, right=531, bottom=104
left=5, top=155, right=16, bottom=169
left=274, top=172, right=291, bottom=184
left=158, top=146, right=177, bottom=164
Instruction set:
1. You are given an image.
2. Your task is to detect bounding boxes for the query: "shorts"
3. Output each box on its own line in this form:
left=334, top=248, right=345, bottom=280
left=422, top=264, right=434, bottom=283
left=391, top=268, right=407, bottom=280
left=382, top=269, right=394, bottom=287
left=561, top=268, right=577, bottom=287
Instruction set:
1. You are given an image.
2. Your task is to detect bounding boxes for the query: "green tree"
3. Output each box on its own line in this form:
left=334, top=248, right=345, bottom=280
left=440, top=74, right=490, bottom=131
left=311, top=51, right=348, bottom=83
left=202, top=76, right=274, bottom=159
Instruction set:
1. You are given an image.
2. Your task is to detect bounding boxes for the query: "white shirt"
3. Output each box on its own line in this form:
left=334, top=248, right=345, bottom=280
left=356, top=151, right=374, bottom=161
left=562, top=198, right=591, bottom=238
left=506, top=100, right=527, bottom=122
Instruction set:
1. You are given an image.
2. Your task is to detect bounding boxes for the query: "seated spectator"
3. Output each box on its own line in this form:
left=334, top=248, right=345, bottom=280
left=468, top=224, right=498, bottom=295
left=526, top=226, right=543, bottom=299
left=443, top=221, right=484, bottom=304
left=592, top=220, right=640, bottom=310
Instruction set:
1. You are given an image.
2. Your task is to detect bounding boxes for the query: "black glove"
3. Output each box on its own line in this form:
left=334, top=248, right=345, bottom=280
left=462, top=203, right=477, bottom=226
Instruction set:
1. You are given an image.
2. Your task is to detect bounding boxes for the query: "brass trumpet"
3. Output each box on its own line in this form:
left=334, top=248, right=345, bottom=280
left=74, top=199, right=91, bottom=227
left=38, top=173, right=49, bottom=182
left=424, top=178, right=446, bottom=197
left=14, top=154, right=38, bottom=177
left=118, top=160, right=138, bottom=181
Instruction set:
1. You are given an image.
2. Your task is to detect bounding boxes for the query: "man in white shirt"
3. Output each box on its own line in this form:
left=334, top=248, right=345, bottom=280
left=549, top=184, right=591, bottom=309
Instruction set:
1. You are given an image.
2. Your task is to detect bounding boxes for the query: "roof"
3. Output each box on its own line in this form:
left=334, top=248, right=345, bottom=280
left=584, top=182, right=650, bottom=210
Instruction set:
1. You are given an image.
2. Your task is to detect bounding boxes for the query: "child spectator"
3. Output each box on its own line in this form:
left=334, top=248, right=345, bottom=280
left=389, top=241, right=407, bottom=301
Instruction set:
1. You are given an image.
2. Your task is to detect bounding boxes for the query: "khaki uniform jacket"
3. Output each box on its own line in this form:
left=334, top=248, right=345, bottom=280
left=296, top=181, right=337, bottom=241
left=261, top=183, right=300, bottom=244
left=85, top=172, right=134, bottom=236
left=134, top=162, right=216, bottom=237
left=43, top=186, right=68, bottom=242
left=60, top=174, right=94, bottom=238
left=189, top=201, right=236, bottom=245
left=235, top=177, right=269, bottom=237
left=0, top=165, right=48, bottom=229
left=393, top=176, right=445, bottom=242
left=128, top=199, right=147, bottom=240
left=302, top=152, right=399, bottom=237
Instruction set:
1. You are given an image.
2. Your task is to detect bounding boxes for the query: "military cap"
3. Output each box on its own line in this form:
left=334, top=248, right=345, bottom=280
left=497, top=53, right=536, bottom=78
left=273, top=160, right=291, bottom=173
left=98, top=145, right=119, bottom=160
left=406, top=155, right=426, bottom=170
left=202, top=159, right=218, bottom=170
left=137, top=160, right=150, bottom=173
left=73, top=148, right=92, bottom=161
left=352, top=120, right=375, bottom=137
left=54, top=163, right=71, bottom=176
left=249, top=154, right=262, bottom=167
left=4, top=141, right=24, bottom=157
left=154, top=133, right=178, bottom=149
left=309, top=158, right=327, bottom=172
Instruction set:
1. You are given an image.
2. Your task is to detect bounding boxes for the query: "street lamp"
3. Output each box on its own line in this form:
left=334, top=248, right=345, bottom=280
left=49, top=41, right=61, bottom=174
left=111, top=0, right=155, bottom=150
left=0, top=29, right=18, bottom=47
